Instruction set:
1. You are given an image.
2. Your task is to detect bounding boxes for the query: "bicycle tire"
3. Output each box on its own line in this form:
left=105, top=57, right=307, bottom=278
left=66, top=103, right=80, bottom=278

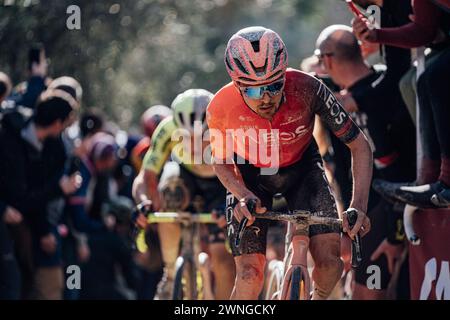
left=264, top=260, right=284, bottom=300
left=290, top=266, right=303, bottom=300
left=172, top=257, right=197, bottom=300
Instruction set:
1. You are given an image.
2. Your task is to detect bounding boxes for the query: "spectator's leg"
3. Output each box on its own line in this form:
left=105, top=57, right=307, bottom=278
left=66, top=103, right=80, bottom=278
left=11, top=224, right=35, bottom=299
left=398, top=66, right=417, bottom=126
left=424, top=47, right=450, bottom=186
left=416, top=73, right=441, bottom=184
left=32, top=266, right=64, bottom=300
left=0, top=220, right=21, bottom=299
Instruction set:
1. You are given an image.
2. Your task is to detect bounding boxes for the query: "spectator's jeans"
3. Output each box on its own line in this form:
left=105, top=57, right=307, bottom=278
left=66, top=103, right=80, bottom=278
left=399, top=50, right=446, bottom=128
left=31, top=226, right=64, bottom=300
left=10, top=224, right=34, bottom=299
left=417, top=46, right=450, bottom=184
left=32, top=266, right=64, bottom=300
left=0, top=220, right=21, bottom=299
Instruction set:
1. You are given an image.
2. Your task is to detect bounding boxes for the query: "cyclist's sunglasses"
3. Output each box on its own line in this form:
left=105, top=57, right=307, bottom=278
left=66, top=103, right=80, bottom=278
left=240, top=79, right=284, bottom=100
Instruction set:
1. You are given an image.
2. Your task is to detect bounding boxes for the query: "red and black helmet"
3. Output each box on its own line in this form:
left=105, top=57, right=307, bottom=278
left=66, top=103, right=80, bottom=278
left=225, top=26, right=288, bottom=85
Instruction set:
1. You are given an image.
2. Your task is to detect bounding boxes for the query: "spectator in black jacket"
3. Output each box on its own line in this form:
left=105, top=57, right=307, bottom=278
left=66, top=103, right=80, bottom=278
left=0, top=72, right=23, bottom=299
left=80, top=196, right=139, bottom=300
left=316, top=25, right=415, bottom=300
left=0, top=204, right=23, bottom=300
left=0, top=89, right=80, bottom=299
left=10, top=44, right=49, bottom=110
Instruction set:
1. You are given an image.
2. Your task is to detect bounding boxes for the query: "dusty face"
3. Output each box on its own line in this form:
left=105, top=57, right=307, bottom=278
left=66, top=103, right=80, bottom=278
left=238, top=80, right=285, bottom=120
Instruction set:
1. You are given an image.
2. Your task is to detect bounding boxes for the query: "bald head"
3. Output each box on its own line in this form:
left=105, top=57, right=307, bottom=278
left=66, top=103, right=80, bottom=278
left=316, top=25, right=363, bottom=64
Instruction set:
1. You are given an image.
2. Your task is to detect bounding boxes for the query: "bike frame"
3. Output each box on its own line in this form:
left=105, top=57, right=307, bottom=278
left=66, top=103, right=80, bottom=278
left=177, top=217, right=214, bottom=300
left=279, top=223, right=312, bottom=300
left=236, top=207, right=361, bottom=300
left=135, top=212, right=215, bottom=300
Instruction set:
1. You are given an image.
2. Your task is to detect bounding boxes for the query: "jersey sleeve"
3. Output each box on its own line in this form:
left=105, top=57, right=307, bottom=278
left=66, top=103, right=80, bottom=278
left=206, top=98, right=234, bottom=162
left=312, top=79, right=361, bottom=144
left=142, top=117, right=177, bottom=174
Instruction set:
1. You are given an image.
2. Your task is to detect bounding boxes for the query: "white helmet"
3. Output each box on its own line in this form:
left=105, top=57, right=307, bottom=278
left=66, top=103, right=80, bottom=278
left=171, top=89, right=213, bottom=133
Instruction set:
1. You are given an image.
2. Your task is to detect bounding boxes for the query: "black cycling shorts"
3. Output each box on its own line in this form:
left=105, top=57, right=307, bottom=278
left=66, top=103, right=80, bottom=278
left=179, top=166, right=227, bottom=244
left=226, top=141, right=340, bottom=256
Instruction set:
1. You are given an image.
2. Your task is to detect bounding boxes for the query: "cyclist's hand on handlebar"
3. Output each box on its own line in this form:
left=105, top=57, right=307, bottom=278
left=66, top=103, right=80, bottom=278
left=342, top=208, right=371, bottom=239
left=134, top=200, right=152, bottom=229
left=234, top=195, right=266, bottom=226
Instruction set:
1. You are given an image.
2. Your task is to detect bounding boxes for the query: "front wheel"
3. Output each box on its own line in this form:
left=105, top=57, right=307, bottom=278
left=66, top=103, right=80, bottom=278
left=173, top=256, right=197, bottom=300
left=264, top=260, right=284, bottom=300
left=289, top=267, right=309, bottom=300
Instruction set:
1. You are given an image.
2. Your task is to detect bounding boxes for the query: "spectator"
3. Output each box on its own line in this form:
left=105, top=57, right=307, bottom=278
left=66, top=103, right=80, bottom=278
left=0, top=89, right=80, bottom=299
left=352, top=0, right=450, bottom=207
left=343, top=0, right=413, bottom=126
left=79, top=196, right=139, bottom=300
left=0, top=204, right=23, bottom=300
left=11, top=44, right=50, bottom=109
left=316, top=25, right=415, bottom=299
left=0, top=72, right=23, bottom=299
left=66, top=132, right=118, bottom=234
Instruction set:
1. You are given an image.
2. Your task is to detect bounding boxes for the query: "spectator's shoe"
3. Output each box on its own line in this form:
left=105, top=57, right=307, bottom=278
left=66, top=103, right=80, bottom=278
left=394, top=181, right=448, bottom=208
left=431, top=184, right=450, bottom=208
left=372, top=179, right=415, bottom=204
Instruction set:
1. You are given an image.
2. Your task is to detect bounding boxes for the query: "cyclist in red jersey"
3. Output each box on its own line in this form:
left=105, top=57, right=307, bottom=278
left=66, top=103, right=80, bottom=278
left=206, top=26, right=373, bottom=300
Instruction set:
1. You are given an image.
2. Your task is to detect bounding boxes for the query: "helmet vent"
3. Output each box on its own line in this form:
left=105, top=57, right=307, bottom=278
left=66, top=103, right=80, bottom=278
left=177, top=113, right=185, bottom=126
left=250, top=58, right=268, bottom=74
left=189, top=112, right=196, bottom=127
left=225, top=56, right=234, bottom=71
left=250, top=40, right=260, bottom=53
left=233, top=58, right=249, bottom=75
left=201, top=111, right=206, bottom=124
left=274, top=48, right=283, bottom=69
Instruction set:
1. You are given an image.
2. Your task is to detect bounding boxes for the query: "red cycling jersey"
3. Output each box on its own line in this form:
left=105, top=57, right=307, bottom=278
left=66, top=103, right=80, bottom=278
left=206, top=68, right=360, bottom=168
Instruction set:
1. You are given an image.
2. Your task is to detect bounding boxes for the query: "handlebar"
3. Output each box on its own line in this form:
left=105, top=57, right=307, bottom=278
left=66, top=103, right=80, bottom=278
left=130, top=209, right=216, bottom=253
left=234, top=200, right=362, bottom=267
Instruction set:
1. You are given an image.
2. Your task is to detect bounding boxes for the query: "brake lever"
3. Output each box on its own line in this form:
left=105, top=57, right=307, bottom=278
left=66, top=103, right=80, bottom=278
left=235, top=199, right=256, bottom=250
left=346, top=208, right=362, bottom=268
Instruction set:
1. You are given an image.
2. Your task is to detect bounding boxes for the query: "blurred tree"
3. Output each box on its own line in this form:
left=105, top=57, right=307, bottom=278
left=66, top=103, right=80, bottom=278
left=0, top=0, right=350, bottom=130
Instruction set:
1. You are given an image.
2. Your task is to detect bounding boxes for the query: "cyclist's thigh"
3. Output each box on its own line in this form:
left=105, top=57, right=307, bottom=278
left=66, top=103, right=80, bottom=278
left=284, top=154, right=340, bottom=237
left=184, top=169, right=229, bottom=244
left=179, top=164, right=198, bottom=199
left=226, top=190, right=272, bottom=257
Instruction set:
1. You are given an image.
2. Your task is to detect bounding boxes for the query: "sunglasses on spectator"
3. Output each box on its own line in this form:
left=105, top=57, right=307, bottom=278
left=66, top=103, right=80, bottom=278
left=239, top=79, right=284, bottom=100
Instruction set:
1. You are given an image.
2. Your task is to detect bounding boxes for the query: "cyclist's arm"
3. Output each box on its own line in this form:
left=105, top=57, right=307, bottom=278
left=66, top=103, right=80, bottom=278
left=313, top=115, right=333, bottom=159
left=206, top=111, right=251, bottom=199
left=213, top=161, right=253, bottom=201
left=132, top=118, right=175, bottom=210
left=132, top=169, right=161, bottom=210
left=313, top=80, right=373, bottom=215
left=213, top=161, right=261, bottom=224
left=207, top=110, right=262, bottom=223
left=345, top=134, right=373, bottom=214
